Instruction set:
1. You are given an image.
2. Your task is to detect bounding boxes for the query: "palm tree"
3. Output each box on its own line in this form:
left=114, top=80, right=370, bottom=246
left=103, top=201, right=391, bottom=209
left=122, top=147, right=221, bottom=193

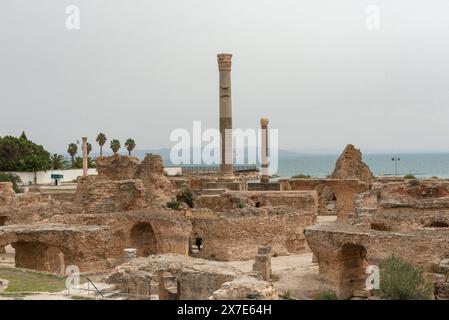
left=67, top=143, right=78, bottom=168
left=50, top=154, right=69, bottom=170
left=110, top=139, right=121, bottom=155
left=96, top=133, right=107, bottom=157
left=124, top=138, right=136, bottom=156
left=87, top=142, right=92, bottom=155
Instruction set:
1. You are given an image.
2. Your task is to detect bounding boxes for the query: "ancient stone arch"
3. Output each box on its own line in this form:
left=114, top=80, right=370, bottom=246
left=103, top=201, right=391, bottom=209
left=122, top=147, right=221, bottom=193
left=13, top=241, right=68, bottom=275
left=130, top=222, right=158, bottom=257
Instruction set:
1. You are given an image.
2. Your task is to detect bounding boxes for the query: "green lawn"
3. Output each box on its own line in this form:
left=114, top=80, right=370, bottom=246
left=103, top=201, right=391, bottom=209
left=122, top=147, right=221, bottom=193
left=0, top=267, right=67, bottom=293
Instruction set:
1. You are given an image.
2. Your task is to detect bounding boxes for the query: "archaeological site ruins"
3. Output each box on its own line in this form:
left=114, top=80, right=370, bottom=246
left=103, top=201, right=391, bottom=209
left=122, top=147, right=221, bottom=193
left=1, top=54, right=449, bottom=301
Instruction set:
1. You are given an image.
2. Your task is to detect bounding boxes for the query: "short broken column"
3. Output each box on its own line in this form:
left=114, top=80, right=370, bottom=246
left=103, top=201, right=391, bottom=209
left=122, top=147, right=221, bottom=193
left=252, top=246, right=272, bottom=281
left=260, top=118, right=269, bottom=184
left=82, top=137, right=88, bottom=177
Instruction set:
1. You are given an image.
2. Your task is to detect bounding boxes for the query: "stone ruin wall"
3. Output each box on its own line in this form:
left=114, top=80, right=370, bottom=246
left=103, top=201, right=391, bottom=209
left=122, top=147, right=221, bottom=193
left=73, top=154, right=174, bottom=214
left=194, top=190, right=318, bottom=212
left=353, top=180, right=449, bottom=232
left=190, top=206, right=317, bottom=261
left=305, top=224, right=449, bottom=298
left=106, top=254, right=241, bottom=299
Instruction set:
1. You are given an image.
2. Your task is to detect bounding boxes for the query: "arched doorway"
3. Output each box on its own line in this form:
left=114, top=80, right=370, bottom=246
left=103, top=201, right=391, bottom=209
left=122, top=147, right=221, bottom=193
left=130, top=223, right=157, bottom=257
left=14, top=241, right=66, bottom=274
left=338, top=244, right=367, bottom=297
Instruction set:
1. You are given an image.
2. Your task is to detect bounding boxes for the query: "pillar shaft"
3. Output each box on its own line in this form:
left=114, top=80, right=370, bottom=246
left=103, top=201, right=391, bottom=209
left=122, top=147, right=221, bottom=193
left=82, top=137, right=88, bottom=177
left=260, top=118, right=269, bottom=183
left=217, top=54, right=233, bottom=175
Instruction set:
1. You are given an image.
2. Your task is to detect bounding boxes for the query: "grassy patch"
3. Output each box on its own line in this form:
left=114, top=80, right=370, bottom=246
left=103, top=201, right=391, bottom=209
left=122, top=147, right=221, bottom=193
left=0, top=267, right=67, bottom=293
left=315, top=290, right=338, bottom=300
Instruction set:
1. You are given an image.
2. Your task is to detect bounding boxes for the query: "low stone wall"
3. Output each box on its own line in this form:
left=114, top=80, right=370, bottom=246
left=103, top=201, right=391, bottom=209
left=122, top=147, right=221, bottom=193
left=191, top=206, right=316, bottom=261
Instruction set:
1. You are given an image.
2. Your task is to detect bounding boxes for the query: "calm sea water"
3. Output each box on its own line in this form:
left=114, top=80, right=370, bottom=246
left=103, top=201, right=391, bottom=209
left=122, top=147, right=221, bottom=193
left=277, top=154, right=449, bottom=179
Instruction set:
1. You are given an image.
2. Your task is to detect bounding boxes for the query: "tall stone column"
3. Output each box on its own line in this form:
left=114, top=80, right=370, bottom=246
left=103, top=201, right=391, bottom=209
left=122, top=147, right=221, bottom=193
left=82, top=137, right=88, bottom=177
left=217, top=53, right=233, bottom=175
left=260, top=118, right=269, bottom=183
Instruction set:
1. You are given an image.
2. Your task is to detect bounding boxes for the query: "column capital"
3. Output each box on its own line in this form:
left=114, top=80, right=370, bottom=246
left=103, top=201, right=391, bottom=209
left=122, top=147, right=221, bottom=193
left=217, top=53, right=232, bottom=71
left=260, top=118, right=269, bottom=127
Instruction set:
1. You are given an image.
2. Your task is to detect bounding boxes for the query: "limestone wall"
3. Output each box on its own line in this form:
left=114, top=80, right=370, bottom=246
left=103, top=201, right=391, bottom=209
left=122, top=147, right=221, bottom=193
left=194, top=190, right=318, bottom=212
left=191, top=206, right=316, bottom=261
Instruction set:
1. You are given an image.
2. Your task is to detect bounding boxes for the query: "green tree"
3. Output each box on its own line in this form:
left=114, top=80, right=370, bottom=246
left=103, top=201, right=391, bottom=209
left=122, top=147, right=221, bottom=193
left=87, top=142, right=92, bottom=155
left=96, top=133, right=107, bottom=157
left=110, top=139, right=121, bottom=155
left=0, top=135, right=50, bottom=172
left=67, top=143, right=78, bottom=168
left=124, top=138, right=136, bottom=156
left=20, top=131, right=28, bottom=140
left=50, top=154, right=70, bottom=170
left=20, top=154, right=49, bottom=184
left=73, top=156, right=96, bottom=169
left=379, top=255, right=433, bottom=300
left=0, top=173, right=23, bottom=193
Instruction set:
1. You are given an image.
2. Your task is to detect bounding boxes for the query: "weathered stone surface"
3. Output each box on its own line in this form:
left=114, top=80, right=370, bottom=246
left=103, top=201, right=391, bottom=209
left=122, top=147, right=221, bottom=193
left=279, top=178, right=368, bottom=220
left=353, top=289, right=372, bottom=298
left=305, top=222, right=449, bottom=298
left=191, top=206, right=316, bottom=260
left=439, top=259, right=449, bottom=273
left=435, top=282, right=449, bottom=300
left=195, top=190, right=318, bottom=212
left=331, top=144, right=374, bottom=185
left=0, top=223, right=113, bottom=274
left=137, top=154, right=173, bottom=202
left=0, top=182, right=14, bottom=207
left=353, top=180, right=449, bottom=232
left=210, top=275, right=279, bottom=300
left=96, top=155, right=140, bottom=181
left=253, top=246, right=272, bottom=281
left=81, top=179, right=147, bottom=214
left=106, top=254, right=241, bottom=299
left=0, top=202, right=80, bottom=225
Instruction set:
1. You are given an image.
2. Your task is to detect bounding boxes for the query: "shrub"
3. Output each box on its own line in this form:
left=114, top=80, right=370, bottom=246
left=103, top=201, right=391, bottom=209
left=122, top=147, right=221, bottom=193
left=292, top=173, right=311, bottom=179
left=379, top=255, right=433, bottom=300
left=176, top=187, right=194, bottom=208
left=0, top=173, right=23, bottom=193
left=236, top=201, right=245, bottom=209
left=166, top=200, right=181, bottom=210
left=404, top=174, right=416, bottom=179
left=315, top=291, right=338, bottom=300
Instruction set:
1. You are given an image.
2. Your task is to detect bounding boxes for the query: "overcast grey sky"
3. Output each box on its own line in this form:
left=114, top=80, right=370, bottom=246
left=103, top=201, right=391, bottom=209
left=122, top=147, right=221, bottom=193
left=1, top=0, right=449, bottom=154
